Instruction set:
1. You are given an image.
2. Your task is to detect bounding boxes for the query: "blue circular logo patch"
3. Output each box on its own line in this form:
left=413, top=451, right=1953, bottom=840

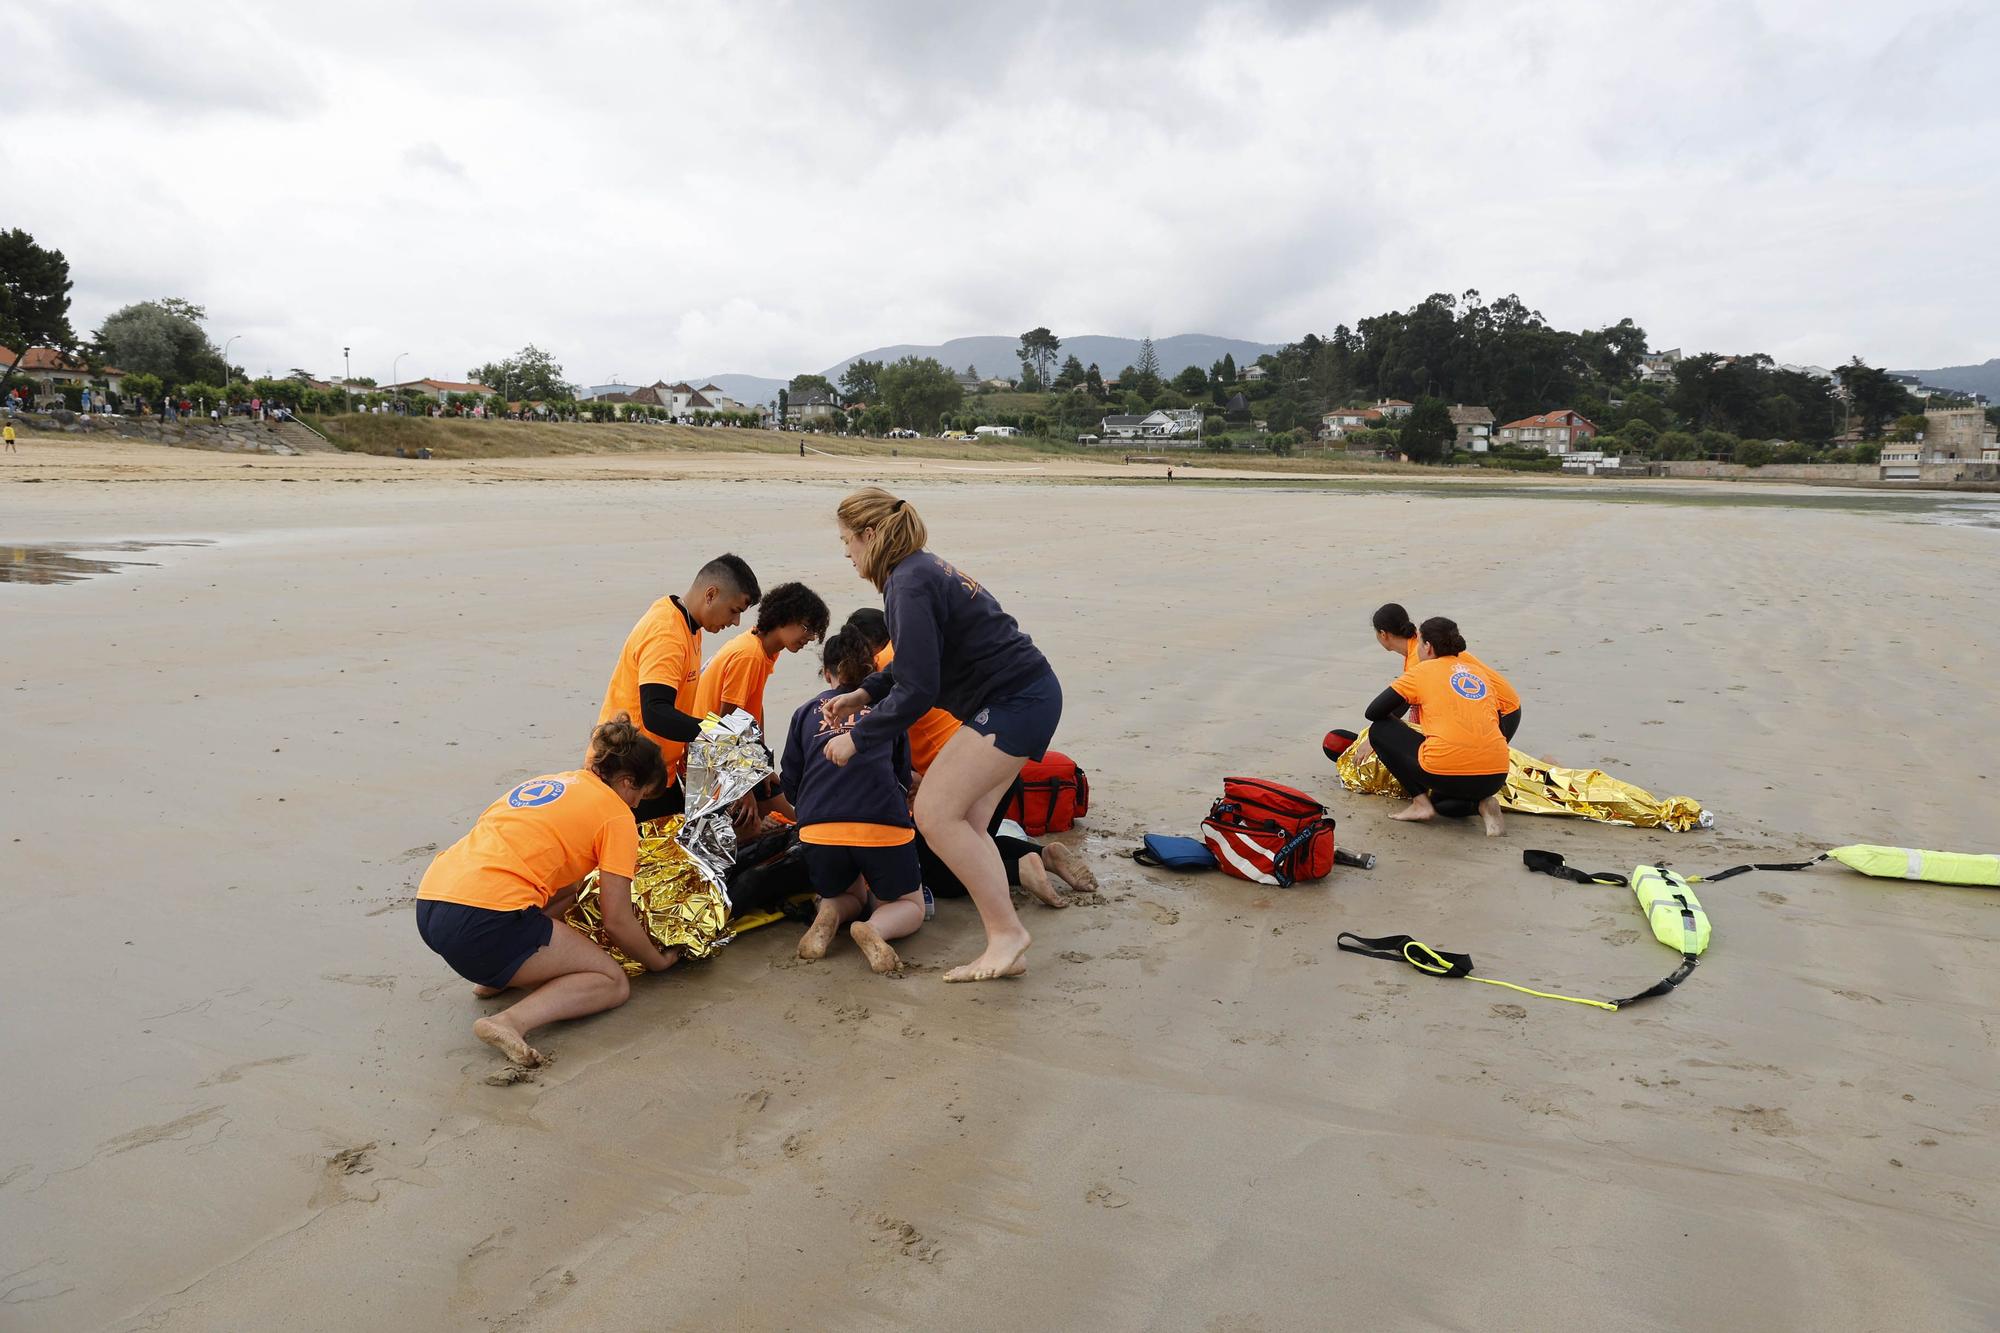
left=507, top=778, right=566, bottom=808
left=1449, top=669, right=1487, bottom=701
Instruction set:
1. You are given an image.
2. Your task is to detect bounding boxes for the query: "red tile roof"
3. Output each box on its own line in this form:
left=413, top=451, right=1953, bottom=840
left=2, top=345, right=126, bottom=374
left=1498, top=408, right=1598, bottom=432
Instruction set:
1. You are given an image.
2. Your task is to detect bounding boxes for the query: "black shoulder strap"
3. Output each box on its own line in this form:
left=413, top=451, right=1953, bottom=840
left=1522, top=849, right=1627, bottom=886
left=1336, top=932, right=1475, bottom=978
left=1131, top=847, right=1164, bottom=867
left=1697, top=854, right=1829, bottom=883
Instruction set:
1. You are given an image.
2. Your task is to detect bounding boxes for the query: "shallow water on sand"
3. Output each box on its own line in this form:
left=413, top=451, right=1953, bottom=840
left=0, top=539, right=215, bottom=585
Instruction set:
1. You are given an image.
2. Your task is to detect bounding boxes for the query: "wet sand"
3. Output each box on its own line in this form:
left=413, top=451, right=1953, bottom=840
left=3, top=457, right=1997, bottom=1330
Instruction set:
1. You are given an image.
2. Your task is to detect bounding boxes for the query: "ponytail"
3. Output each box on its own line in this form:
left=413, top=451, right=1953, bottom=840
left=820, top=627, right=875, bottom=690
left=1372, top=602, right=1417, bottom=639
left=836, top=487, right=927, bottom=591
left=588, top=713, right=668, bottom=793
left=1418, top=616, right=1469, bottom=658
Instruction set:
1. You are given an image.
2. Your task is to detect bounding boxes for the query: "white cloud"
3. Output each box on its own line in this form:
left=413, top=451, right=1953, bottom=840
left=4, top=0, right=1993, bottom=382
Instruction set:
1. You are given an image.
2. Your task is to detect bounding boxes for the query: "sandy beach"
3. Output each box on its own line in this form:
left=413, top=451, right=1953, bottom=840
left=4, top=447, right=1997, bottom=1330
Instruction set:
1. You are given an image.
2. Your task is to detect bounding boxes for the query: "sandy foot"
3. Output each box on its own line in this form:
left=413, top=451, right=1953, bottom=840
left=943, top=932, right=1030, bottom=983
left=472, top=1017, right=544, bottom=1067
left=851, top=922, right=902, bottom=974
left=798, top=900, right=842, bottom=960
left=1478, top=796, right=1506, bottom=837
left=1390, top=795, right=1437, bottom=823
left=1043, top=841, right=1098, bottom=892
left=1017, top=855, right=1069, bottom=908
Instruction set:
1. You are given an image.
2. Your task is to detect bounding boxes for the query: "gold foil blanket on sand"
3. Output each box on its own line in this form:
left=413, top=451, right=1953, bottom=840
left=566, top=711, right=775, bottom=973
left=1335, top=728, right=1711, bottom=832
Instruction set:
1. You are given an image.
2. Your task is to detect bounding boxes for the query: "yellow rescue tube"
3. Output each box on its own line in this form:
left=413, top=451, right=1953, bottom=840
left=1828, top=845, right=1999, bottom=887
left=1630, top=864, right=1710, bottom=955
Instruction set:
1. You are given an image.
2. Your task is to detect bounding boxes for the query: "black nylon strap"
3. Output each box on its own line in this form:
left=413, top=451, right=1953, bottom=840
left=1335, top=932, right=1475, bottom=978
left=1607, top=953, right=1698, bottom=1008
left=1699, top=854, right=1829, bottom=883
left=1522, top=849, right=1627, bottom=886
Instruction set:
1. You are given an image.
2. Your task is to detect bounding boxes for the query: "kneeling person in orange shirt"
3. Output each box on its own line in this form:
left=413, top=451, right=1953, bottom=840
left=1362, top=616, right=1522, bottom=837
left=599, top=554, right=760, bottom=825
left=415, top=716, right=681, bottom=1068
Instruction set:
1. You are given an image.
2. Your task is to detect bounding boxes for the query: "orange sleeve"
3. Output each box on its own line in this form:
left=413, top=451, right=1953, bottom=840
left=635, top=618, right=693, bottom=689
left=598, top=813, right=639, bottom=880
left=1488, top=667, right=1520, bottom=715
left=716, top=645, right=761, bottom=712
left=1390, top=669, right=1421, bottom=703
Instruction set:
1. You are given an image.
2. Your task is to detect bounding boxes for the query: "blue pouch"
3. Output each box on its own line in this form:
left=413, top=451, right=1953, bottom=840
left=1132, top=834, right=1216, bottom=871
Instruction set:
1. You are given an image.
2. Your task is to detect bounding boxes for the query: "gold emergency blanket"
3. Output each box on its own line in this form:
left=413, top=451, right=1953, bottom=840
left=565, top=710, right=777, bottom=972
left=1336, top=729, right=1710, bottom=832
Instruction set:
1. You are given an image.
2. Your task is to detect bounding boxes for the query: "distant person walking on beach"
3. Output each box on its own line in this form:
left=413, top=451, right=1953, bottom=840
left=819, top=487, right=1062, bottom=982
left=1362, top=617, right=1520, bottom=836
left=414, top=716, right=680, bottom=1068
left=3, top=421, right=16, bottom=452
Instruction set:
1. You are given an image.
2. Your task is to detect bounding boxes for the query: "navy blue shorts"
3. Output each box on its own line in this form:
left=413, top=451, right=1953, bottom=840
left=804, top=840, right=924, bottom=902
left=416, top=899, right=554, bottom=989
left=964, top=669, right=1063, bottom=761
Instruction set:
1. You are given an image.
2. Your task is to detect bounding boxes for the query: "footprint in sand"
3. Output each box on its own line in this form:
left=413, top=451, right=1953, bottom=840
left=1143, top=902, right=1181, bottom=926
left=485, top=1065, right=538, bottom=1087
left=1058, top=950, right=1092, bottom=964
left=1490, top=1003, right=1528, bottom=1019
left=1717, top=1105, right=1799, bottom=1136
left=1759, top=891, right=1788, bottom=905
left=1084, top=1183, right=1130, bottom=1209
left=871, top=1215, right=941, bottom=1262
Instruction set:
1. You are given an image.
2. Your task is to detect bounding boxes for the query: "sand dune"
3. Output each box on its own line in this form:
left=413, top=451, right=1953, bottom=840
left=3, top=459, right=1995, bottom=1330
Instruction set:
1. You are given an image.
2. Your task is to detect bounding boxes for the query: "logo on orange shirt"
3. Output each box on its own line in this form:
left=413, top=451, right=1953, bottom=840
left=1449, top=669, right=1487, bottom=701
left=508, top=778, right=566, bottom=808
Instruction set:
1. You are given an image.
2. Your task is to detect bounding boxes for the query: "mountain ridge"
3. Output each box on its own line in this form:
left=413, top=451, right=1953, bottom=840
left=1893, top=358, right=2000, bottom=400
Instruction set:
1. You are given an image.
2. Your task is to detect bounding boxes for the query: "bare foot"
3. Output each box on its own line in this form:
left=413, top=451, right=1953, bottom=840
left=851, top=922, right=902, bottom=974
left=1478, top=796, right=1506, bottom=837
left=1017, top=854, right=1068, bottom=908
left=798, top=899, right=842, bottom=961
left=943, top=929, right=1030, bottom=983
left=1390, top=794, right=1437, bottom=823
left=473, top=1016, right=544, bottom=1067
left=1043, top=842, right=1098, bottom=893
left=472, top=983, right=504, bottom=999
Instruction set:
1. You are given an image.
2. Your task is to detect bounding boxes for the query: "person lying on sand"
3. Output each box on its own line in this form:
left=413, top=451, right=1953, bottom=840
left=415, top=716, right=680, bottom=1068
left=598, top=553, right=760, bottom=827
left=1362, top=617, right=1521, bottom=836
left=784, top=629, right=927, bottom=974
left=820, top=488, right=1064, bottom=983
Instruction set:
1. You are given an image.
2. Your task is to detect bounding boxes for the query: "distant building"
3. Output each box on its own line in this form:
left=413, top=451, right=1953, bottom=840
left=1447, top=404, right=1495, bottom=452
left=381, top=378, right=492, bottom=402
left=1638, top=349, right=1681, bottom=385
left=580, top=383, right=644, bottom=401
left=1496, top=408, right=1599, bottom=455
left=1099, top=409, right=1199, bottom=440
left=1918, top=407, right=1999, bottom=461
left=1, top=345, right=128, bottom=396
left=1375, top=398, right=1413, bottom=419
left=1242, top=364, right=1269, bottom=383
left=786, top=387, right=839, bottom=424
left=1319, top=406, right=1383, bottom=441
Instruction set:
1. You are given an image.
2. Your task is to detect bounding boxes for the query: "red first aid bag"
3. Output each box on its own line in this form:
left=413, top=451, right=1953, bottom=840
left=1201, top=777, right=1336, bottom=887
left=1005, top=752, right=1089, bottom=836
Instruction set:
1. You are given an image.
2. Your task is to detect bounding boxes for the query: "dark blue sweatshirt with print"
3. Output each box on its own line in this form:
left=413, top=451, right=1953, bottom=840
left=849, top=551, right=1051, bottom=754
left=781, top=687, right=914, bottom=831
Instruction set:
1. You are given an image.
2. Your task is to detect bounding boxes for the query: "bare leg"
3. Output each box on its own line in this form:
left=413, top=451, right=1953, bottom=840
left=852, top=895, right=924, bottom=973
left=799, top=888, right=863, bottom=960
left=1390, top=792, right=1438, bottom=823
left=1016, top=853, right=1068, bottom=908
left=471, top=921, right=630, bottom=1065
left=1478, top=795, right=1506, bottom=837
left=1041, top=841, right=1098, bottom=893
left=915, top=730, right=1032, bottom=983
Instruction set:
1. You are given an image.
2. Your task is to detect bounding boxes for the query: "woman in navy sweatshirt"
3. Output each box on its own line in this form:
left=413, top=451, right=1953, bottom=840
left=783, top=628, right=923, bottom=974
left=820, top=487, right=1061, bottom=983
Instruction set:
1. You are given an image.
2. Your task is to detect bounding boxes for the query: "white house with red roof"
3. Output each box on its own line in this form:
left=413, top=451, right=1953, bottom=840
left=1319, top=405, right=1384, bottom=441
left=380, top=377, right=492, bottom=402
left=2, top=345, right=128, bottom=395
left=1375, top=398, right=1413, bottom=419
left=1496, top=408, right=1599, bottom=454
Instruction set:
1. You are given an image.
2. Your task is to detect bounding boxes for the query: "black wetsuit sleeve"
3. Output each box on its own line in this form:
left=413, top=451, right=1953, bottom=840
left=1499, top=708, right=1522, bottom=741
left=638, top=683, right=703, bottom=743
left=1364, top=687, right=1410, bottom=723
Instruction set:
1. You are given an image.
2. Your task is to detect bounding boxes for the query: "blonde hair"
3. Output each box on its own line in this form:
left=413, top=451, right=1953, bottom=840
left=837, top=487, right=927, bottom=590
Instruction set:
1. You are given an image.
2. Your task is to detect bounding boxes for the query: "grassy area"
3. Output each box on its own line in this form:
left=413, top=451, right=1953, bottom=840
left=305, top=412, right=1439, bottom=476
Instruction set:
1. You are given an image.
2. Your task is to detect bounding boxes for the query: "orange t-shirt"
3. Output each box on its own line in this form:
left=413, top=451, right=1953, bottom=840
left=873, top=644, right=962, bottom=775
left=417, top=770, right=639, bottom=912
left=688, top=629, right=779, bottom=732
left=600, top=596, right=703, bottom=778
left=1390, top=655, right=1520, bottom=776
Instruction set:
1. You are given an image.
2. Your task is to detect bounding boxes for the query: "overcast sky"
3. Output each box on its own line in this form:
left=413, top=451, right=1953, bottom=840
left=8, top=0, right=1995, bottom=384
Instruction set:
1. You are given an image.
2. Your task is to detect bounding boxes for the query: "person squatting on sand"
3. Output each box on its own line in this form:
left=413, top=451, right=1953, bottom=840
left=820, top=488, right=1064, bottom=982
left=415, top=716, right=680, bottom=1067
left=785, top=628, right=927, bottom=974
left=1363, top=616, right=1521, bottom=835
left=687, top=580, right=830, bottom=823
left=843, top=606, right=1096, bottom=906
left=598, top=554, right=760, bottom=826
